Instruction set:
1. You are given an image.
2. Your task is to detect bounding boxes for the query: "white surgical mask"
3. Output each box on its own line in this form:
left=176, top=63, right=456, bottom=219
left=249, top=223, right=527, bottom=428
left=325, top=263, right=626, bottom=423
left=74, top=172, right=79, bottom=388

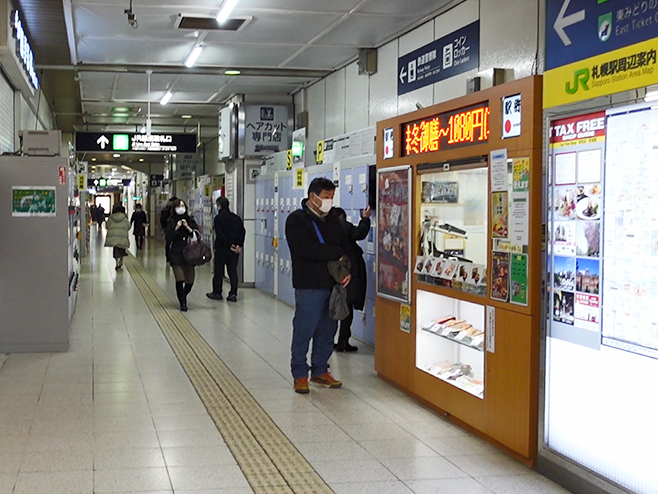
left=175, top=206, right=186, bottom=215
left=318, top=198, right=333, bottom=214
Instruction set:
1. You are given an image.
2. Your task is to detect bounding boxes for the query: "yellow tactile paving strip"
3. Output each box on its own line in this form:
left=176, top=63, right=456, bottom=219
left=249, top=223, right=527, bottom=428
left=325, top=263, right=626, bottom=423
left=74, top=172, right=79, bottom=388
left=124, top=256, right=334, bottom=494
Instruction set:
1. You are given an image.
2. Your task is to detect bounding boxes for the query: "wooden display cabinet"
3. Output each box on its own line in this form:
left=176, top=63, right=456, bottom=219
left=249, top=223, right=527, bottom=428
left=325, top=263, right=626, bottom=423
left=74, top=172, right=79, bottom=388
left=375, top=76, right=543, bottom=464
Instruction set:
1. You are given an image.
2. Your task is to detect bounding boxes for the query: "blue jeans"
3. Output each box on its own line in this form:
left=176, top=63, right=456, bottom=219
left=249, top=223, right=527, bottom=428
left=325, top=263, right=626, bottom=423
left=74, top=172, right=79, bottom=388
left=291, top=289, right=338, bottom=380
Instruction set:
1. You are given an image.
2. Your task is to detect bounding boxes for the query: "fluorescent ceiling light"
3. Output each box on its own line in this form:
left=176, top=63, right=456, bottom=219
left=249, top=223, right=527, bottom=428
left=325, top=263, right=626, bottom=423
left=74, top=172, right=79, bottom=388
left=225, top=69, right=241, bottom=75
left=113, top=155, right=120, bottom=159
left=139, top=158, right=145, bottom=162
left=91, top=157, right=96, bottom=161
left=113, top=107, right=130, bottom=112
left=181, top=115, right=192, bottom=119
left=184, top=45, right=203, bottom=68
left=160, top=91, right=173, bottom=105
left=216, top=0, right=239, bottom=23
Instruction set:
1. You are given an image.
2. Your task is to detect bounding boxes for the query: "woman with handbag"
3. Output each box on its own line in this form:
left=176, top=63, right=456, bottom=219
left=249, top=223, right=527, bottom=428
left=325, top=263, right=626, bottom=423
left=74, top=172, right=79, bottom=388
left=164, top=199, right=199, bottom=311
left=104, top=204, right=131, bottom=269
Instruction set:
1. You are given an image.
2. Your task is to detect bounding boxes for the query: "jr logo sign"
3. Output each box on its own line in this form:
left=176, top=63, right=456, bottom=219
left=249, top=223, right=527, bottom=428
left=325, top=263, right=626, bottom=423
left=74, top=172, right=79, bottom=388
left=566, top=68, right=590, bottom=95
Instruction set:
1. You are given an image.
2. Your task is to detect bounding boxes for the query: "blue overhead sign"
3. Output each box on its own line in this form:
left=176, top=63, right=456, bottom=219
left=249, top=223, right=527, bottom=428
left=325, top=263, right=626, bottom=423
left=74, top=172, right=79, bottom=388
left=546, top=0, right=658, bottom=70
left=397, top=21, right=479, bottom=96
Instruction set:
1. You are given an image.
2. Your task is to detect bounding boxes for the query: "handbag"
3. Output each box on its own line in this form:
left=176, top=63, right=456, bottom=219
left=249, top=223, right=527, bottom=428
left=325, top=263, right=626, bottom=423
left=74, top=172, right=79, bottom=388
left=183, top=230, right=212, bottom=266
left=329, top=284, right=350, bottom=321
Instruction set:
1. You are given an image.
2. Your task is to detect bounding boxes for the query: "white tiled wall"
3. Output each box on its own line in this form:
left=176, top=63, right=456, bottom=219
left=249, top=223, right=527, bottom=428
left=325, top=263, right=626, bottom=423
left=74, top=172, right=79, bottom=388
left=301, top=0, right=541, bottom=135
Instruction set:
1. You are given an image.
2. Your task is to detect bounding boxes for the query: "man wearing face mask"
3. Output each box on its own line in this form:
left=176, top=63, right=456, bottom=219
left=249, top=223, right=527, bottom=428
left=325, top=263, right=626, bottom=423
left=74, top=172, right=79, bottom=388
left=285, top=177, right=351, bottom=394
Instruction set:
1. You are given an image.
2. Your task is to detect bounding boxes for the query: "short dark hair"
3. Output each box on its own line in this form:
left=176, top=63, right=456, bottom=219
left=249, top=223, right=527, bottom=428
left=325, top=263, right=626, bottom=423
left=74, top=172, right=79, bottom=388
left=308, top=177, right=335, bottom=196
left=216, top=196, right=229, bottom=211
left=112, top=204, right=125, bottom=214
left=331, top=207, right=346, bottom=219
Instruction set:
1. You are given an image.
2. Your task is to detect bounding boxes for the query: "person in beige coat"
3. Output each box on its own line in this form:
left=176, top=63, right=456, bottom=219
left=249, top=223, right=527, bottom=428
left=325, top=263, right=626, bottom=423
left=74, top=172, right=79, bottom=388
left=105, top=204, right=131, bottom=269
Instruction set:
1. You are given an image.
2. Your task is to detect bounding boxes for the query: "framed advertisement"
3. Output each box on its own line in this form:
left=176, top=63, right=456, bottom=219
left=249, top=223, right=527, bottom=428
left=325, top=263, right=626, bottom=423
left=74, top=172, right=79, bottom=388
left=377, top=165, right=411, bottom=303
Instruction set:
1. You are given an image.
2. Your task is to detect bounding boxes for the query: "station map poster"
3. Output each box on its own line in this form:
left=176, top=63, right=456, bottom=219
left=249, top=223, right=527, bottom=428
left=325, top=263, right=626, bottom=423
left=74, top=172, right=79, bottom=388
left=377, top=166, right=411, bottom=303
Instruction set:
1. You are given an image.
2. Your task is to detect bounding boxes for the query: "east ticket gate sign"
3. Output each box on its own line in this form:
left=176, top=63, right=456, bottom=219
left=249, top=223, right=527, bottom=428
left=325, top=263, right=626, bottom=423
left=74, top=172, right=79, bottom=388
left=397, top=21, right=479, bottom=96
left=75, top=132, right=197, bottom=153
left=545, top=0, right=658, bottom=108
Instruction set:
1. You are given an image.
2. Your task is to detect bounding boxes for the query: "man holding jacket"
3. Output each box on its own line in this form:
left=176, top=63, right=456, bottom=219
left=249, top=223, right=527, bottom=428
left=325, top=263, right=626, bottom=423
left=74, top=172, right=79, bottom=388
left=285, top=177, right=350, bottom=394
left=206, top=197, right=246, bottom=302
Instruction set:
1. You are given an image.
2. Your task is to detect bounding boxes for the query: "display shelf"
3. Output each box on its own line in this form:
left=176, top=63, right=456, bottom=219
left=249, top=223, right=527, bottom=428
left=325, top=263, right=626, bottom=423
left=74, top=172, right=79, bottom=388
left=416, top=289, right=485, bottom=399
left=420, top=324, right=484, bottom=351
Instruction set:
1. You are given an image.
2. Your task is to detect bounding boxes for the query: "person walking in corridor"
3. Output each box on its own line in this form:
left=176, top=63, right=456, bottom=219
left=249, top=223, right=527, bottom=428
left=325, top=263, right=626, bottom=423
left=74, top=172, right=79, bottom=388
left=104, top=204, right=130, bottom=269
left=206, top=197, right=245, bottom=303
left=164, top=199, right=199, bottom=312
left=130, top=203, right=148, bottom=249
left=285, top=177, right=350, bottom=394
left=330, top=206, right=371, bottom=352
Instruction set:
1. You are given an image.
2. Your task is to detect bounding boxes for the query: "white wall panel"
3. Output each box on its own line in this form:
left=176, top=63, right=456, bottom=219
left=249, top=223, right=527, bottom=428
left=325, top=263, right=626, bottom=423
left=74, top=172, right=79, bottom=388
left=369, top=41, right=398, bottom=127
left=0, top=73, right=14, bottom=154
left=433, top=68, right=479, bottom=105
left=344, top=61, right=369, bottom=133
left=434, top=0, right=478, bottom=37
left=325, top=70, right=346, bottom=138
left=307, top=79, right=326, bottom=150
left=480, top=0, right=538, bottom=79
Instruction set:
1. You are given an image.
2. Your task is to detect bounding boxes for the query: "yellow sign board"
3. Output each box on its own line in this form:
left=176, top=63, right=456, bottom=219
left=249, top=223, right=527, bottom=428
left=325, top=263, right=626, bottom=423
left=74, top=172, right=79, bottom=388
left=77, top=174, right=86, bottom=190
left=294, top=168, right=305, bottom=190
left=316, top=140, right=324, bottom=164
left=286, top=149, right=292, bottom=170
left=544, top=38, right=658, bottom=108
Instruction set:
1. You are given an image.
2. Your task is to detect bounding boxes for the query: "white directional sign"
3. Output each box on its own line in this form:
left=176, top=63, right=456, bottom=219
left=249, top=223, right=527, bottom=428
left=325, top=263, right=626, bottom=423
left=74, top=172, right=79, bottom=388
left=553, top=0, right=585, bottom=47
left=96, top=135, right=109, bottom=149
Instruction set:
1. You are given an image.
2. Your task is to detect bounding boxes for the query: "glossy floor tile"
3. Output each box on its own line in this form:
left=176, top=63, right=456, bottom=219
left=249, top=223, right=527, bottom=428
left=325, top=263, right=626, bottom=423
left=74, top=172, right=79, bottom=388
left=0, top=235, right=573, bottom=494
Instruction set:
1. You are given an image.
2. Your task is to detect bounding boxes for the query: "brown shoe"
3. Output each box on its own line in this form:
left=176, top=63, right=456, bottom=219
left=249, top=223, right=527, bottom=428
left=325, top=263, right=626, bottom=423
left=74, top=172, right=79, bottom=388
left=310, top=372, right=342, bottom=388
left=294, top=377, right=309, bottom=394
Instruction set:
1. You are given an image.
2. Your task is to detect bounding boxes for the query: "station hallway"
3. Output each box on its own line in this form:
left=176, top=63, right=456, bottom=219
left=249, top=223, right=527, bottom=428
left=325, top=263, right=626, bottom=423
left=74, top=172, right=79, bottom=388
left=0, top=233, right=571, bottom=494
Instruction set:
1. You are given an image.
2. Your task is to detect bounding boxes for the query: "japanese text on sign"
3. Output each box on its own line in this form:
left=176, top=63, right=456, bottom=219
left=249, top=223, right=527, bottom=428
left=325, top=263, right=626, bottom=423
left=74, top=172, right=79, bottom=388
left=403, top=103, right=490, bottom=156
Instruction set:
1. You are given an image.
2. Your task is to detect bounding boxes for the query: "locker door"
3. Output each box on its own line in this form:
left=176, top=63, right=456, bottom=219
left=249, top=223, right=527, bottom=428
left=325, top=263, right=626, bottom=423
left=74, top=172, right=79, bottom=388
left=340, top=167, right=352, bottom=211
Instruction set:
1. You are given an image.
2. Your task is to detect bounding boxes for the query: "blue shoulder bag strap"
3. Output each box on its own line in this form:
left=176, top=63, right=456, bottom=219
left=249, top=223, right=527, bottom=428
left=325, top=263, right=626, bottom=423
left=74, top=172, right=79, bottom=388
left=311, top=220, right=325, bottom=244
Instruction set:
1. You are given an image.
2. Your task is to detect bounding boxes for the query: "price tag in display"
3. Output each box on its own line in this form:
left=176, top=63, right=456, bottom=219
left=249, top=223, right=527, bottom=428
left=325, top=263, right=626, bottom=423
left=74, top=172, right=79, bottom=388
left=486, top=306, right=495, bottom=353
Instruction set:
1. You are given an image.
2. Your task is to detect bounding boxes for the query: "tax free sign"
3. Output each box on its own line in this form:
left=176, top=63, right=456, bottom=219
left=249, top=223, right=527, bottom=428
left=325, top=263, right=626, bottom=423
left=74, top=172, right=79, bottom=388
left=545, top=0, right=658, bottom=108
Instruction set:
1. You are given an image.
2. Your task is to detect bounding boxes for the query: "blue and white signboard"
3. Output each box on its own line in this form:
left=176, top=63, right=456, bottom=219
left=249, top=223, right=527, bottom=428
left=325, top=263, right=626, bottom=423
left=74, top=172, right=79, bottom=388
left=546, top=0, right=658, bottom=70
left=397, top=21, right=479, bottom=96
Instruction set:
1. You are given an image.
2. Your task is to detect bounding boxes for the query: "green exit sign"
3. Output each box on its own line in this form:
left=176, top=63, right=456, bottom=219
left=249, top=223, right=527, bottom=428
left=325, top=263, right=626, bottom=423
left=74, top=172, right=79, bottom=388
left=292, top=141, right=304, bottom=157
left=113, top=134, right=130, bottom=151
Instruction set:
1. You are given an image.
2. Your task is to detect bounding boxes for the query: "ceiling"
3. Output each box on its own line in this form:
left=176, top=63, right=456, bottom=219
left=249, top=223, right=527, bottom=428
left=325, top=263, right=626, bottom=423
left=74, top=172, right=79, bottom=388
left=13, top=0, right=460, bottom=150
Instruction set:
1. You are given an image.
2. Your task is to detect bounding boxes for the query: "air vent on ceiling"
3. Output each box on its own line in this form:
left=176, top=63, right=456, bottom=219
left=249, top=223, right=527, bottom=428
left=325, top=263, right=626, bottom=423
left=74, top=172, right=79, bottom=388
left=174, top=14, right=252, bottom=32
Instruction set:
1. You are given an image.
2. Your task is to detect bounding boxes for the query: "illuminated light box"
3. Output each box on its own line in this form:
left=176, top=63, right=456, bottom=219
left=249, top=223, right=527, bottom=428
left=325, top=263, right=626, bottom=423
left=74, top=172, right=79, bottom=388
left=403, top=102, right=490, bottom=156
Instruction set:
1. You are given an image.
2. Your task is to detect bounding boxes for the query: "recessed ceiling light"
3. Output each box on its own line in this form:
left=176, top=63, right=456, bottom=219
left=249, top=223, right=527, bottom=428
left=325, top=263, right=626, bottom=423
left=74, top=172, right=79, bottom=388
left=139, top=158, right=144, bottom=162
left=160, top=91, right=173, bottom=105
left=181, top=115, right=192, bottom=119
left=113, top=154, right=120, bottom=158
left=91, top=157, right=96, bottom=161
left=113, top=107, right=130, bottom=112
left=225, top=70, right=241, bottom=76
left=113, top=112, right=130, bottom=117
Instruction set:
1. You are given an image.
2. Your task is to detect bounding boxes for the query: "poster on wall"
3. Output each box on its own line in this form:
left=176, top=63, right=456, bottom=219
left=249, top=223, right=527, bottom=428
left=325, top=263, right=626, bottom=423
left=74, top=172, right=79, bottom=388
left=12, top=187, right=56, bottom=217
left=377, top=166, right=411, bottom=304
left=490, top=251, right=510, bottom=302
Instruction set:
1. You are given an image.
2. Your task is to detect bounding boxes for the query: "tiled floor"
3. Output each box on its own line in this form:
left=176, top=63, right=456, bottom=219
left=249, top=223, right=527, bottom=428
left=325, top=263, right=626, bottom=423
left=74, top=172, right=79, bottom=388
left=0, top=232, right=574, bottom=494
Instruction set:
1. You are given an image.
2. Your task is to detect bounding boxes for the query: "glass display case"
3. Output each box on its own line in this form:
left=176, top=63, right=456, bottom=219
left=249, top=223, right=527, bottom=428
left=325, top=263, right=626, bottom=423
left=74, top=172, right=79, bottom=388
left=416, top=289, right=485, bottom=398
left=416, top=165, right=488, bottom=295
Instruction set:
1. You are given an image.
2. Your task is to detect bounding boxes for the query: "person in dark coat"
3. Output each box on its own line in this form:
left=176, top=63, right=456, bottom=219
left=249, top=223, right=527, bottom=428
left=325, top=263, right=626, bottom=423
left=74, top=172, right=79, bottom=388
left=95, top=204, right=106, bottom=228
left=164, top=199, right=198, bottom=312
left=285, top=177, right=350, bottom=394
left=130, top=203, right=149, bottom=249
left=330, top=206, right=371, bottom=352
left=206, top=197, right=246, bottom=302
left=160, top=197, right=178, bottom=261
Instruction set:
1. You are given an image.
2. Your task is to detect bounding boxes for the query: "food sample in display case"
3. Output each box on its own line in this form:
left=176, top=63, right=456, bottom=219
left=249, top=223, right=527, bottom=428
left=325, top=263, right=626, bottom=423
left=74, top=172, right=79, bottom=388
left=416, top=290, right=485, bottom=398
left=417, top=166, right=488, bottom=295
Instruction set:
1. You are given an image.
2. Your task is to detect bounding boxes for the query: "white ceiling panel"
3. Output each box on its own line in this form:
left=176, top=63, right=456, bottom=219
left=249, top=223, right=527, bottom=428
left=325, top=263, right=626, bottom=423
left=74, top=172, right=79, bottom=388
left=359, top=0, right=458, bottom=16
left=286, top=45, right=361, bottom=70
left=231, top=0, right=366, bottom=13
left=319, top=14, right=420, bottom=47
left=200, top=44, right=302, bottom=68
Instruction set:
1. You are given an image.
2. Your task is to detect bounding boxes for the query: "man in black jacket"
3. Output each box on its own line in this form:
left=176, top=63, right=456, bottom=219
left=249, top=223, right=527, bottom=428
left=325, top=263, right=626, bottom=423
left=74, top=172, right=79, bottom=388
left=206, top=197, right=246, bottom=302
left=330, top=206, right=371, bottom=352
left=285, top=177, right=350, bottom=394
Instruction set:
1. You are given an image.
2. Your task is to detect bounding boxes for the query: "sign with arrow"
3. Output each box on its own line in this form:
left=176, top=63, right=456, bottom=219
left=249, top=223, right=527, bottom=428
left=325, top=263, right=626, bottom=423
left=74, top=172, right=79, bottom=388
left=75, top=132, right=197, bottom=154
left=397, top=21, right=479, bottom=96
left=546, top=0, right=658, bottom=71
